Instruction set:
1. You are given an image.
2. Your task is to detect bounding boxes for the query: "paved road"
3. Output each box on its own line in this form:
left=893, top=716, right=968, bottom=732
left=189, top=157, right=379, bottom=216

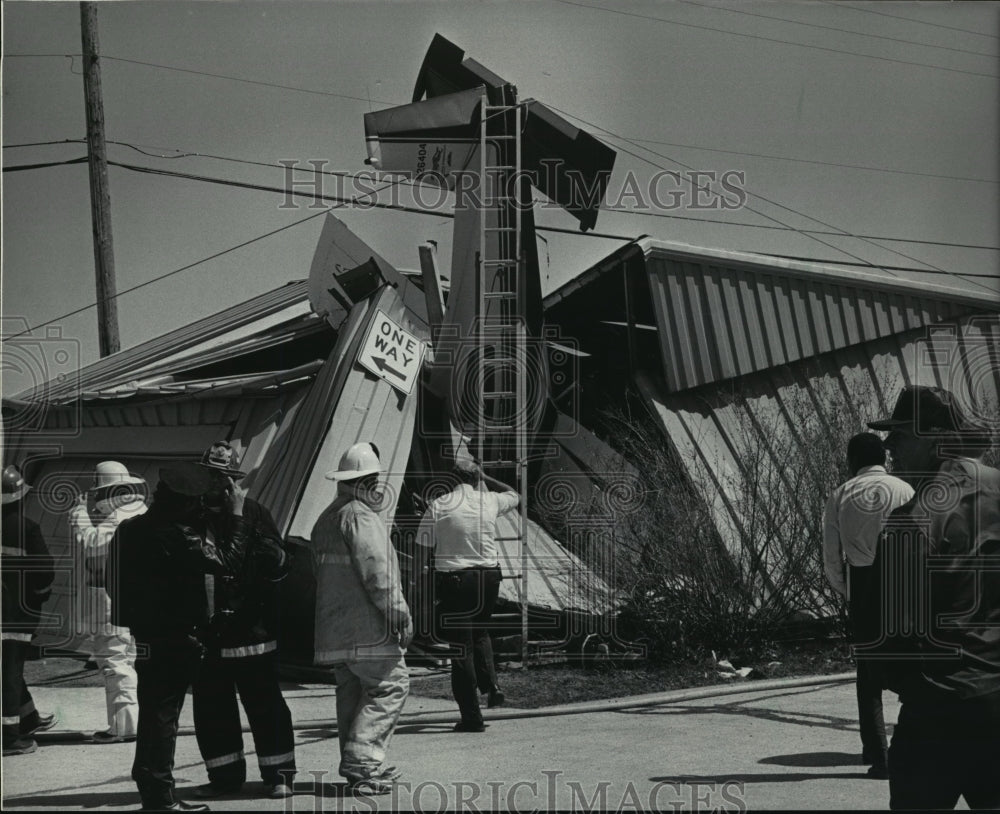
left=3, top=675, right=964, bottom=811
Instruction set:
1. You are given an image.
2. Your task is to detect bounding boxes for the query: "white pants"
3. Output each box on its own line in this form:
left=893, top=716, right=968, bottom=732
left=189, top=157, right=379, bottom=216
left=83, top=630, right=138, bottom=737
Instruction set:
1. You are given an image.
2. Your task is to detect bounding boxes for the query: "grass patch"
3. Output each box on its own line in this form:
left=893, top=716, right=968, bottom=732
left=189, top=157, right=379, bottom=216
left=409, top=640, right=855, bottom=709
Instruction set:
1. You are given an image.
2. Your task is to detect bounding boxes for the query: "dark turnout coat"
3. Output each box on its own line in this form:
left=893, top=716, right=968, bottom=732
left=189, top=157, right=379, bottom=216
left=203, top=498, right=290, bottom=658
left=107, top=503, right=248, bottom=644
left=1, top=503, right=55, bottom=639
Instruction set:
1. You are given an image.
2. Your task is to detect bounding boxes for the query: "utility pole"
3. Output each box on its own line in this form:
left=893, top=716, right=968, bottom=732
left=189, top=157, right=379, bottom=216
left=80, top=1, right=120, bottom=356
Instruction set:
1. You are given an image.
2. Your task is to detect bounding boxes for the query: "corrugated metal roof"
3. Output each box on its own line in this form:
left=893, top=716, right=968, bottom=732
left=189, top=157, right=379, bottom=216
left=5, top=360, right=323, bottom=406
left=13, top=280, right=315, bottom=403
left=545, top=238, right=1000, bottom=311
left=641, top=239, right=1000, bottom=307
left=638, top=313, right=1000, bottom=613
left=646, top=253, right=976, bottom=392
left=544, top=238, right=996, bottom=394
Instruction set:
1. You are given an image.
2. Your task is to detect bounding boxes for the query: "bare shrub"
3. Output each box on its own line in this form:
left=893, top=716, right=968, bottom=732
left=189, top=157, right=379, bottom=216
left=586, top=370, right=903, bottom=661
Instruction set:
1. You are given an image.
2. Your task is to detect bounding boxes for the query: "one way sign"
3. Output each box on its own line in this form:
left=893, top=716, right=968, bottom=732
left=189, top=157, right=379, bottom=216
left=357, top=310, right=426, bottom=395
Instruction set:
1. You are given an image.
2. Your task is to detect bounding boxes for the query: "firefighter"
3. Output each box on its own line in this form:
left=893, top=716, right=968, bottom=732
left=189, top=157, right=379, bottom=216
left=108, top=462, right=248, bottom=812
left=312, top=442, right=412, bottom=796
left=1, top=465, right=56, bottom=756
left=69, top=461, right=148, bottom=743
left=190, top=441, right=296, bottom=800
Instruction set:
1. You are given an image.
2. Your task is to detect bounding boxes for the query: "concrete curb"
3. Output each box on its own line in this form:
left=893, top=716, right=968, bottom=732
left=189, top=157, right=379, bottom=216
left=38, top=671, right=855, bottom=741
left=250, top=671, right=856, bottom=736
left=398, top=670, right=857, bottom=721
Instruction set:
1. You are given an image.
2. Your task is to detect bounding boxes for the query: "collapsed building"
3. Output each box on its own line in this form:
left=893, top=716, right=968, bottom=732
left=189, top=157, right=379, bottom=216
left=4, top=34, right=998, bottom=663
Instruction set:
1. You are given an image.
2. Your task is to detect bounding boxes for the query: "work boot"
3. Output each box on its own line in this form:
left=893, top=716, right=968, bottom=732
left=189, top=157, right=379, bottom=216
left=2, top=737, right=38, bottom=756
left=20, top=713, right=56, bottom=736
left=348, top=776, right=394, bottom=797
left=453, top=720, right=486, bottom=733
left=141, top=802, right=211, bottom=812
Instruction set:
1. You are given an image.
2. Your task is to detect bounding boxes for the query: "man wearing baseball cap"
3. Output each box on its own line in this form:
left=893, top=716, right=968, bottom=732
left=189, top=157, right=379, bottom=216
left=860, top=385, right=1000, bottom=809
left=108, top=462, right=249, bottom=812
left=1, top=465, right=56, bottom=756
left=311, top=441, right=412, bottom=796
left=68, top=461, right=147, bottom=744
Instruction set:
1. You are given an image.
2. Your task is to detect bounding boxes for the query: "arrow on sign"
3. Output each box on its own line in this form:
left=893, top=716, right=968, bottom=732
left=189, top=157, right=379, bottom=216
left=372, top=356, right=406, bottom=379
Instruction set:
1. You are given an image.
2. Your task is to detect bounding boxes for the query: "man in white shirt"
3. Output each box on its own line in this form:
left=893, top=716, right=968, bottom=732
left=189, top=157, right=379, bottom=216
left=823, top=432, right=914, bottom=777
left=416, top=459, right=518, bottom=732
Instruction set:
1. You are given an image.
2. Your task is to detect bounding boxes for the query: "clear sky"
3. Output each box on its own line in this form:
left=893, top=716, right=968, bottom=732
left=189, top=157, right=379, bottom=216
left=2, top=0, right=998, bottom=396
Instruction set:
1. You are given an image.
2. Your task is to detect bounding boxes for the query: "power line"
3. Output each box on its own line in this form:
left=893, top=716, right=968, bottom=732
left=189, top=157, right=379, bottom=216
left=2, top=208, right=330, bottom=345
left=822, top=1, right=1000, bottom=40
left=85, top=138, right=1000, bottom=248
left=547, top=102, right=999, bottom=294
left=550, top=0, right=999, bottom=78
left=5, top=159, right=991, bottom=343
left=601, top=205, right=1000, bottom=250
left=625, top=136, right=997, bottom=185
left=5, top=137, right=998, bottom=251
left=9, top=54, right=995, bottom=186
left=3, top=157, right=88, bottom=172
left=3, top=139, right=84, bottom=149
left=8, top=128, right=996, bottom=186
left=4, top=52, right=401, bottom=105
left=5, top=142, right=996, bottom=250
left=674, top=0, right=997, bottom=58
left=104, top=56, right=401, bottom=106
left=752, top=252, right=998, bottom=278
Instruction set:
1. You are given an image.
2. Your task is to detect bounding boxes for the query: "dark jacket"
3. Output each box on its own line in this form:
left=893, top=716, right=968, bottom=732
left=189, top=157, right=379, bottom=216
left=865, top=457, right=1000, bottom=703
left=1, top=503, right=55, bottom=637
left=107, top=502, right=248, bottom=643
left=204, top=498, right=290, bottom=658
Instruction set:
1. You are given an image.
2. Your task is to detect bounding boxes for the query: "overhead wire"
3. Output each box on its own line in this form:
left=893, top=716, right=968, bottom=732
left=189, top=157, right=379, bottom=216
left=6, top=131, right=995, bottom=186
left=820, top=1, right=1000, bottom=40
left=550, top=0, right=999, bottom=79
left=3, top=152, right=994, bottom=346
left=0, top=168, right=405, bottom=346
left=102, top=157, right=1000, bottom=279
left=3, top=157, right=88, bottom=172
left=622, top=136, right=997, bottom=186
left=7, top=136, right=994, bottom=249
left=2, top=53, right=400, bottom=106
left=752, top=253, right=998, bottom=278
left=2, top=138, right=85, bottom=149
left=546, top=101, right=1000, bottom=294
left=6, top=55, right=995, bottom=185
left=673, top=0, right=997, bottom=58
left=5, top=38, right=997, bottom=303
